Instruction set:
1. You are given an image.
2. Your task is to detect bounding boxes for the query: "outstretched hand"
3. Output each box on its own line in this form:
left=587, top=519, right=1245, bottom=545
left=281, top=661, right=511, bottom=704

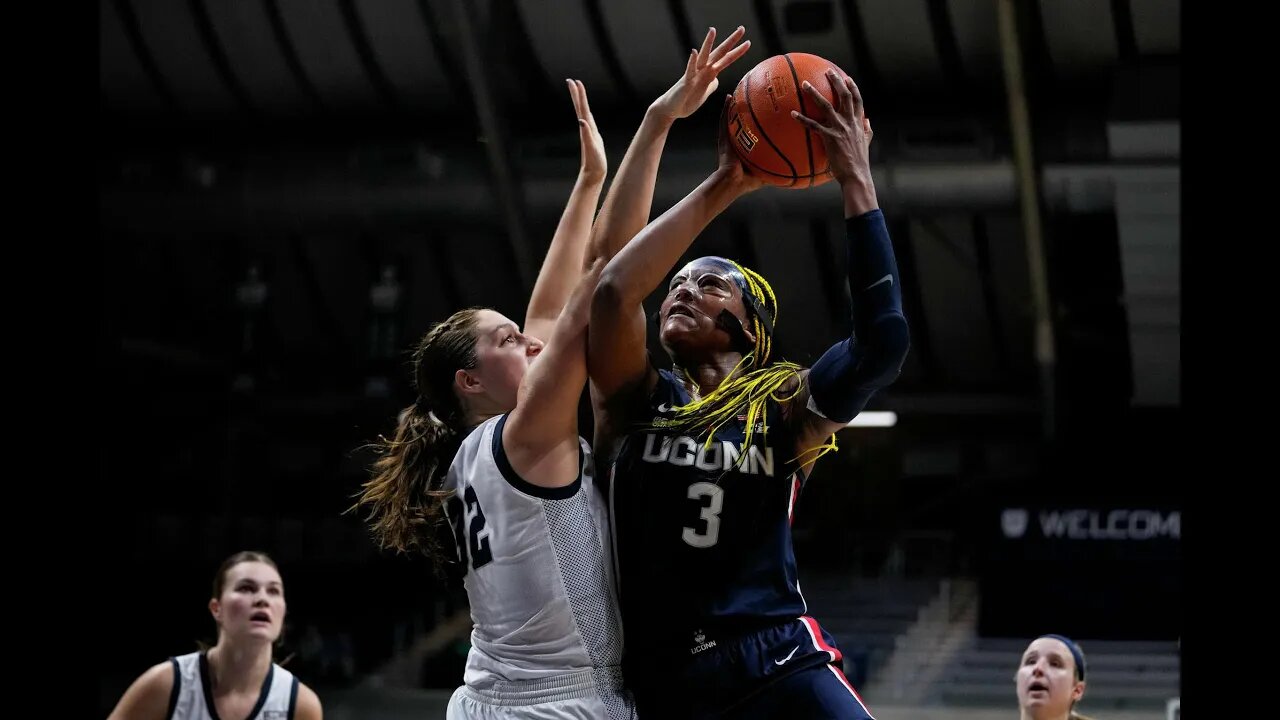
left=791, top=70, right=874, bottom=192
left=567, top=78, right=607, bottom=183
left=652, top=26, right=752, bottom=122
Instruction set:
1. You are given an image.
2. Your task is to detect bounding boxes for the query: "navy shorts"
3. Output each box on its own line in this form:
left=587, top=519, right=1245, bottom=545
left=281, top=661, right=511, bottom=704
left=626, top=616, right=875, bottom=719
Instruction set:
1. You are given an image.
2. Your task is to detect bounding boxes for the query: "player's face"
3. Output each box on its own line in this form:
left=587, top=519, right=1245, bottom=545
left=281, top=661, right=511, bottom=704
left=1015, top=638, right=1084, bottom=715
left=659, top=258, right=753, bottom=359
left=468, top=309, right=544, bottom=412
left=211, top=561, right=286, bottom=644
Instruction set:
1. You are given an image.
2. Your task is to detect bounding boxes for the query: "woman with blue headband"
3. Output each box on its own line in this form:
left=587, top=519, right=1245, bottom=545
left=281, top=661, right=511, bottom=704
left=589, top=67, right=909, bottom=718
left=1016, top=635, right=1093, bottom=720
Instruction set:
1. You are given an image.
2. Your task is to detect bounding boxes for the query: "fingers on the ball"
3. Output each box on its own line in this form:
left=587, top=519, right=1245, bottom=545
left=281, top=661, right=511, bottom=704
left=846, top=76, right=864, bottom=114
left=801, top=81, right=835, bottom=115
left=826, top=69, right=852, bottom=112
left=790, top=110, right=826, bottom=133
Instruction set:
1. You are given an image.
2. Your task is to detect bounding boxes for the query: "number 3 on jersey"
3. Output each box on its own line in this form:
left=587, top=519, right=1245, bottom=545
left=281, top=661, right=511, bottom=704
left=447, top=486, right=494, bottom=570
left=682, top=481, right=724, bottom=548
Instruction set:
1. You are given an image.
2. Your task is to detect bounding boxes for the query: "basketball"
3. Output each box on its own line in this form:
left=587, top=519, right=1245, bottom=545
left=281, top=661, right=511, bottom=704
left=727, top=53, right=851, bottom=189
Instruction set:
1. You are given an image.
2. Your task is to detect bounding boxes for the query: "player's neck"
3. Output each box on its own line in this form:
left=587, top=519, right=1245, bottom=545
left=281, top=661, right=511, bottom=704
left=207, top=640, right=273, bottom=693
left=462, top=395, right=508, bottom=432
left=463, top=410, right=499, bottom=432
left=675, top=354, right=748, bottom=399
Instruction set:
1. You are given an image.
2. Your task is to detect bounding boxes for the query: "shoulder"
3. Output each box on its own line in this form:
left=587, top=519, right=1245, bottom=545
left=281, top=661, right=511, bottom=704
left=773, top=366, right=810, bottom=420
left=781, top=368, right=807, bottom=396
left=450, top=415, right=502, bottom=466
left=293, top=681, right=324, bottom=720
left=142, top=660, right=178, bottom=693
left=107, top=661, right=176, bottom=720
left=468, top=415, right=505, bottom=448
left=143, top=658, right=179, bottom=682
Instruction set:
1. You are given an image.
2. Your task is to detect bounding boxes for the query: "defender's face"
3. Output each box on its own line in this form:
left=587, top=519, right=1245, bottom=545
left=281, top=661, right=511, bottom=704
left=1015, top=638, right=1084, bottom=716
left=210, top=561, right=286, bottom=643
left=466, top=309, right=544, bottom=411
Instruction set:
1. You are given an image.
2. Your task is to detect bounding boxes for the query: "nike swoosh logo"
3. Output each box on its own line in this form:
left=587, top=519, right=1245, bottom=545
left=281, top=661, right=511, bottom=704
left=657, top=403, right=674, bottom=413
left=774, top=646, right=799, bottom=665
left=864, top=274, right=894, bottom=291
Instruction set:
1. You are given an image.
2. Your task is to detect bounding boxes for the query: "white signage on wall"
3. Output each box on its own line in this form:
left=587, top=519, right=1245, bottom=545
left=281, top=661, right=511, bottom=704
left=1001, top=508, right=1180, bottom=540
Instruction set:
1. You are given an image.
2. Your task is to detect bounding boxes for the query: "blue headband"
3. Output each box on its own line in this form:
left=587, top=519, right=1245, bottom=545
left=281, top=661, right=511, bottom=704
left=697, top=257, right=775, bottom=336
left=1038, top=634, right=1086, bottom=681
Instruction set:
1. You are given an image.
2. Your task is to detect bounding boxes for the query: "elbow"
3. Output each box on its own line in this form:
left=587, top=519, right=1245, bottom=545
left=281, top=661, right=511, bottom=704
left=867, top=313, right=910, bottom=387
left=592, top=268, right=631, bottom=316
left=580, top=257, right=607, bottom=291
left=880, top=313, right=911, bottom=371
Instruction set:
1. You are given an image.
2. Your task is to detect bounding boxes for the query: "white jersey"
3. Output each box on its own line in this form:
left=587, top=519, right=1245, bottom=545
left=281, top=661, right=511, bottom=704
left=167, top=651, right=298, bottom=720
left=442, top=414, right=632, bottom=720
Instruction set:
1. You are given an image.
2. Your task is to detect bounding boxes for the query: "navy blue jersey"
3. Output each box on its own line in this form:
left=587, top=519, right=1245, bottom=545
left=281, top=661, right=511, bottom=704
left=609, top=369, right=810, bottom=663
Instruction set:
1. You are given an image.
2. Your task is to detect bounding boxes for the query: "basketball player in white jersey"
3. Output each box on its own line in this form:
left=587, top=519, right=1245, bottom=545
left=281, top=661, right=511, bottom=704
left=108, top=551, right=323, bottom=720
left=352, top=29, right=751, bottom=720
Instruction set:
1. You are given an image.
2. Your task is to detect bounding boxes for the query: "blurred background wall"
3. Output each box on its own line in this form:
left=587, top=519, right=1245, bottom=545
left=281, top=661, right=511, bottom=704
left=99, top=0, right=1180, bottom=716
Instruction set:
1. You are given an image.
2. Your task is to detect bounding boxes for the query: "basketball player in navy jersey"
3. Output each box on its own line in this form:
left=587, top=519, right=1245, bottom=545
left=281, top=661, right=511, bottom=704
left=108, top=551, right=323, bottom=720
left=589, top=70, right=909, bottom=718
left=352, top=29, right=751, bottom=720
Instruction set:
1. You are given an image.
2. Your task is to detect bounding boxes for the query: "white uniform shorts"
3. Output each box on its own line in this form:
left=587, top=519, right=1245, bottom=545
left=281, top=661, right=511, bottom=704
left=446, top=668, right=633, bottom=720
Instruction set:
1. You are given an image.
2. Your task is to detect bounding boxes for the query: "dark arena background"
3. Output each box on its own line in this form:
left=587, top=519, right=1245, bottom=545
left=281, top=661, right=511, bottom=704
left=100, top=1, right=1180, bottom=717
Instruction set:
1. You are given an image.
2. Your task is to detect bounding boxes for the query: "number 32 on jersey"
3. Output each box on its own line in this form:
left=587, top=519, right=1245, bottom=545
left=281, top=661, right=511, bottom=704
left=446, top=486, right=494, bottom=570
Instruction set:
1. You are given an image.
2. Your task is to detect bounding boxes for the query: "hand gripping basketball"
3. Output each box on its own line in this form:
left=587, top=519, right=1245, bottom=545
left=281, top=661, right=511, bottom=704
left=792, top=69, right=874, bottom=190
left=725, top=53, right=855, bottom=188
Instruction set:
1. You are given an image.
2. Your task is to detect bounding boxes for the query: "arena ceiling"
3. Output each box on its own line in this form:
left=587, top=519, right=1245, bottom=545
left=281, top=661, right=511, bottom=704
left=100, top=0, right=1181, bottom=483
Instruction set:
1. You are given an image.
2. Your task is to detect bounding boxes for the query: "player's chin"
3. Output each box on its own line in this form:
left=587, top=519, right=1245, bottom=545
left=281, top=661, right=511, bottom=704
left=660, top=313, right=702, bottom=338
left=659, top=323, right=694, bottom=351
left=241, top=626, right=279, bottom=643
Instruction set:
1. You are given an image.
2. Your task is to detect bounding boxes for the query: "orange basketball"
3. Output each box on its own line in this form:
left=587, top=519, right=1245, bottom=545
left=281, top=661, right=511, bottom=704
left=726, top=53, right=851, bottom=188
